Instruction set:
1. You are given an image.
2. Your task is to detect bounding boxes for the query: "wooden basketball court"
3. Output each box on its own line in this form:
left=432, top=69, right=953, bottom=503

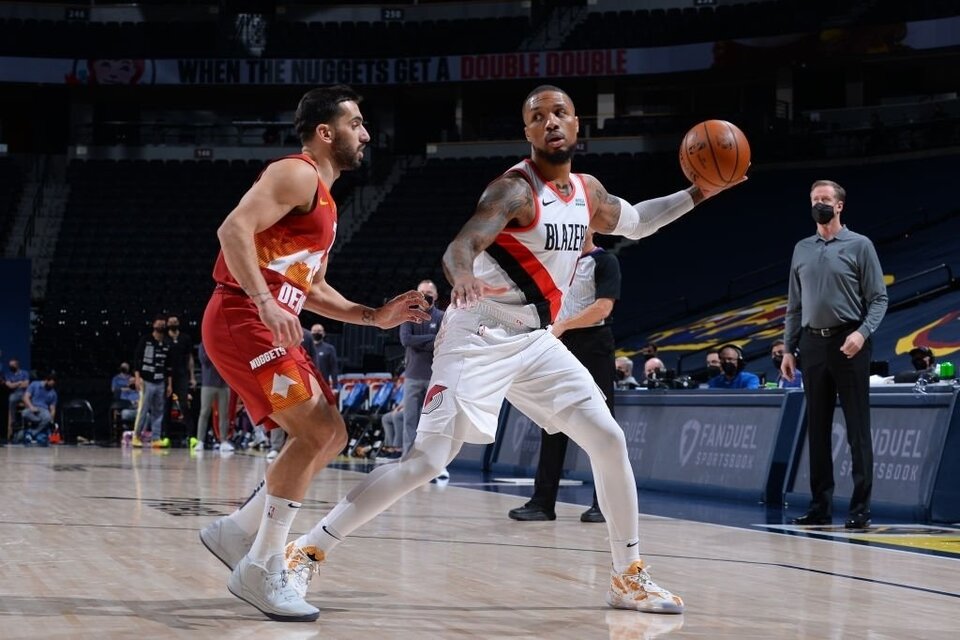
left=2, top=446, right=957, bottom=639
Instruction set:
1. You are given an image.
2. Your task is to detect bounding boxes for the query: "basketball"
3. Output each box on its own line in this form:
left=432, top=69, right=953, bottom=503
left=679, top=120, right=751, bottom=188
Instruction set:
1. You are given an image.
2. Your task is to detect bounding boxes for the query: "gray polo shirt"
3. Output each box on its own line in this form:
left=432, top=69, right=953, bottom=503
left=784, top=226, right=888, bottom=352
left=400, top=306, right=445, bottom=380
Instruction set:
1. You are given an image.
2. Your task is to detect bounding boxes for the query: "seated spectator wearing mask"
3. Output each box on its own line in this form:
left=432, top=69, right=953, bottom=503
left=893, top=346, right=938, bottom=383
left=708, top=344, right=760, bottom=389
left=642, top=357, right=671, bottom=389
left=644, top=357, right=666, bottom=380
left=615, top=356, right=640, bottom=389
left=693, top=350, right=722, bottom=386
left=22, top=372, right=58, bottom=434
left=771, top=339, right=803, bottom=388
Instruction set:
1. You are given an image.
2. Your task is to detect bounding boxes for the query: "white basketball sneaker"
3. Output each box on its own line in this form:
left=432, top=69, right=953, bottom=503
left=607, top=560, right=684, bottom=614
left=199, top=517, right=255, bottom=570
left=228, top=553, right=320, bottom=622
left=284, top=541, right=325, bottom=598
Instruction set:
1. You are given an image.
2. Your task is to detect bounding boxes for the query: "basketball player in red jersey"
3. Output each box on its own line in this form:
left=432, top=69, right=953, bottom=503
left=199, top=85, right=430, bottom=622
left=208, top=85, right=745, bottom=619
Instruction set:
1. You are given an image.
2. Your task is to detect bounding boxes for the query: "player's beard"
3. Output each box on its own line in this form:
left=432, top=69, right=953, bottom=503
left=536, top=144, right=575, bottom=165
left=333, top=135, right=363, bottom=170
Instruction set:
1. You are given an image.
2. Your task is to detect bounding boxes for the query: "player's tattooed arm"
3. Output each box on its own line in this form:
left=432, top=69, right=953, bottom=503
left=306, top=264, right=429, bottom=329
left=443, top=175, right=532, bottom=307
left=583, top=175, right=625, bottom=234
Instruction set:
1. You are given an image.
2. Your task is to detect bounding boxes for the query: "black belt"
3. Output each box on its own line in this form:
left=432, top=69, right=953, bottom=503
left=805, top=322, right=859, bottom=337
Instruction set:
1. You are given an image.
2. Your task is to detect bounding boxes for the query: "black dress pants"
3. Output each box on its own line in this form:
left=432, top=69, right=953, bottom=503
left=529, top=326, right=616, bottom=511
left=800, top=327, right=873, bottom=518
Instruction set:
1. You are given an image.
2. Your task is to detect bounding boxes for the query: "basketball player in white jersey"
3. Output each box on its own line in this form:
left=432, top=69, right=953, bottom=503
left=204, top=85, right=745, bottom=617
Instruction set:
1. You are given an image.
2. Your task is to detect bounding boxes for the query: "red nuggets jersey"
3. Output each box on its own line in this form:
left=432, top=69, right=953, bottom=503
left=212, top=153, right=338, bottom=315
left=203, top=153, right=337, bottom=428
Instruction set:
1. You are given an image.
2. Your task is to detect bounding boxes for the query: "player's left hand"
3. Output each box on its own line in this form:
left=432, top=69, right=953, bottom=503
left=376, top=290, right=431, bottom=329
left=694, top=173, right=749, bottom=201
left=840, top=331, right=864, bottom=358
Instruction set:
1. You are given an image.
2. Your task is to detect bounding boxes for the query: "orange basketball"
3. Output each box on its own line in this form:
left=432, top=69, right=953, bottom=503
left=679, top=120, right=751, bottom=188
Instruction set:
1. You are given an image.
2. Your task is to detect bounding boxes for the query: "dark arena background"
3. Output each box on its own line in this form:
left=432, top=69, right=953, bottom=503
left=1, top=1, right=959, bottom=638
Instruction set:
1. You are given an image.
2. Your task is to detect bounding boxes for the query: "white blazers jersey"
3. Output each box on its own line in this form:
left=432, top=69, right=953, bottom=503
left=473, top=159, right=591, bottom=328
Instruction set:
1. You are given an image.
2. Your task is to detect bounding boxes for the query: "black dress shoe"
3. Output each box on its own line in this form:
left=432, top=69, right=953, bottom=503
left=580, top=505, right=605, bottom=523
left=508, top=503, right=556, bottom=521
left=792, top=512, right=832, bottom=525
left=844, top=514, right=871, bottom=529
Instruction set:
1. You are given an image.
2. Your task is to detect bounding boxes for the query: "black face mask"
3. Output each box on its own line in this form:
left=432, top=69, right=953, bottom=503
left=424, top=294, right=435, bottom=307
left=721, top=361, right=739, bottom=376
left=912, top=357, right=929, bottom=371
left=707, top=365, right=722, bottom=378
left=812, top=202, right=835, bottom=224
left=153, top=326, right=165, bottom=333
left=616, top=369, right=626, bottom=381
left=168, top=324, right=180, bottom=331
left=772, top=355, right=783, bottom=369
left=9, top=365, right=18, bottom=372
left=312, top=333, right=324, bottom=342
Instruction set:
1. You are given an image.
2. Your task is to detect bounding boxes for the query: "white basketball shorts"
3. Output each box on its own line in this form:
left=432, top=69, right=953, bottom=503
left=416, top=303, right=606, bottom=444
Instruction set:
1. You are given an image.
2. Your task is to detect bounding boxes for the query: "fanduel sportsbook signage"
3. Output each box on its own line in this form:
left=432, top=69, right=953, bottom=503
left=615, top=403, right=782, bottom=494
left=494, top=394, right=789, bottom=500
left=791, top=404, right=952, bottom=509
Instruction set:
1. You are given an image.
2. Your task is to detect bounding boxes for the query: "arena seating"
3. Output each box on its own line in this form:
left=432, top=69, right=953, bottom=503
left=29, top=149, right=959, bottom=384
left=1, top=1, right=957, bottom=60
left=609, top=152, right=960, bottom=335
left=0, top=157, right=24, bottom=249
left=265, top=17, right=530, bottom=58
left=0, top=16, right=529, bottom=59
left=0, top=19, right=223, bottom=58
left=616, top=199, right=960, bottom=377
left=33, top=158, right=363, bottom=378
left=564, top=0, right=959, bottom=50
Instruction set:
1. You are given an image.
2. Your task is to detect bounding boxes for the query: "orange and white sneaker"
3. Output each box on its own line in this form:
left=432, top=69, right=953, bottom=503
left=607, top=560, right=684, bottom=614
left=285, top=542, right=325, bottom=598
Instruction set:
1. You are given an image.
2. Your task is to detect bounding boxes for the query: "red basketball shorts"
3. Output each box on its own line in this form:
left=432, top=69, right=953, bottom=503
left=202, top=287, right=335, bottom=429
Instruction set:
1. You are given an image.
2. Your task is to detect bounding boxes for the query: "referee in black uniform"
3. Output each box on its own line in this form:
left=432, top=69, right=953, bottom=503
left=782, top=180, right=887, bottom=529
left=509, top=230, right=620, bottom=523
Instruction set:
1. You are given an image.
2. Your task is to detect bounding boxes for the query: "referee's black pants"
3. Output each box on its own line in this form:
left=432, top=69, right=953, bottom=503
left=800, top=327, right=873, bottom=518
left=528, top=325, right=616, bottom=512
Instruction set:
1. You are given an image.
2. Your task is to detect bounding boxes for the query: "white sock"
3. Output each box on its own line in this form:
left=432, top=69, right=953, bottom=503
left=226, top=479, right=266, bottom=536
left=296, top=434, right=463, bottom=556
left=296, top=516, right=343, bottom=555
left=612, top=538, right=641, bottom=574
left=248, top=495, right=301, bottom=565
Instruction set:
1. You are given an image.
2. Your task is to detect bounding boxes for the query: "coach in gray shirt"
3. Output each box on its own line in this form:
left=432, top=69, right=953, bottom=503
left=781, top=179, right=887, bottom=530
left=399, top=279, right=445, bottom=455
